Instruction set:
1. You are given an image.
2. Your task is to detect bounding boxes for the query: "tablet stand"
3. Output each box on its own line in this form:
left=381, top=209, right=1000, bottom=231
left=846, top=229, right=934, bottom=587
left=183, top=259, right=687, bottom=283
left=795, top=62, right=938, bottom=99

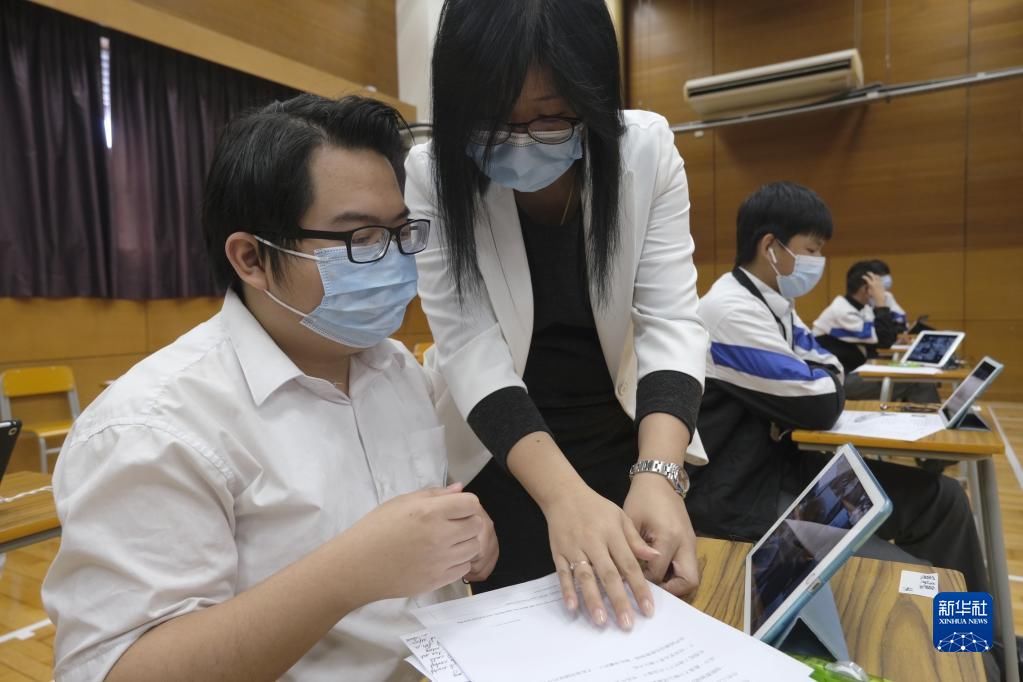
left=954, top=411, right=990, bottom=431
left=776, top=582, right=850, bottom=661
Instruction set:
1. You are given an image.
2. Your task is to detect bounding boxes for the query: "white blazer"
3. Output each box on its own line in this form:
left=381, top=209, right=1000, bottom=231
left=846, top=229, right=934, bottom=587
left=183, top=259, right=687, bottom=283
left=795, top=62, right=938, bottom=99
left=405, top=110, right=709, bottom=483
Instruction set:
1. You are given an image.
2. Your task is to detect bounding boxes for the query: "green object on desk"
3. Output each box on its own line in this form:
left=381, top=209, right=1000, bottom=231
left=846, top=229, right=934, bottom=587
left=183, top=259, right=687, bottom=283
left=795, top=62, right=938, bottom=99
left=791, top=655, right=893, bottom=682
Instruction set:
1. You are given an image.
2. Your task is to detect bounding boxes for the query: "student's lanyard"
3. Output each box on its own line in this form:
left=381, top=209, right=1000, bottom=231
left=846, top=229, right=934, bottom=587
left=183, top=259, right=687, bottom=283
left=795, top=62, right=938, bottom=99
left=731, top=267, right=794, bottom=349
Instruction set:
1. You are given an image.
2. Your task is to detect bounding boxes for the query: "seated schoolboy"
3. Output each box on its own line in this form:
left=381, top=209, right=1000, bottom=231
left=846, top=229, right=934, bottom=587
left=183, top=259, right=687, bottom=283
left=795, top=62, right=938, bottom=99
left=814, top=261, right=938, bottom=402
left=867, top=259, right=909, bottom=331
left=41, top=95, right=497, bottom=682
left=685, top=181, right=987, bottom=594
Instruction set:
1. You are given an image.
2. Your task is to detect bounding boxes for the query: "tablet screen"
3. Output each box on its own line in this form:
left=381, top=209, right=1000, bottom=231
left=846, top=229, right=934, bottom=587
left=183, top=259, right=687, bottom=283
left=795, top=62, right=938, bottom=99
left=941, top=360, right=996, bottom=423
left=906, top=333, right=957, bottom=364
left=749, top=456, right=874, bottom=634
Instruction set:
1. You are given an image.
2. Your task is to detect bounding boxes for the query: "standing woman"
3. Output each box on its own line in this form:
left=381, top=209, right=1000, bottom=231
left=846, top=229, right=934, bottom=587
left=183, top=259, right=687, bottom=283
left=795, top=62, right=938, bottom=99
left=405, top=0, right=709, bottom=630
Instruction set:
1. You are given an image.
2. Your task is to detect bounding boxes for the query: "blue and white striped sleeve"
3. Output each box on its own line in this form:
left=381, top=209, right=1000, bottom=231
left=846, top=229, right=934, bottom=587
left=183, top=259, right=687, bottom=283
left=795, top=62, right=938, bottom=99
left=815, top=298, right=879, bottom=344
left=791, top=313, right=845, bottom=381
left=706, top=305, right=844, bottom=431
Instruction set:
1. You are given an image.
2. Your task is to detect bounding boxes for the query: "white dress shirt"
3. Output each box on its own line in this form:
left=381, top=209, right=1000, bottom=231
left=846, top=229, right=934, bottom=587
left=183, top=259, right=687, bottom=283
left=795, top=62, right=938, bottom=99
left=42, top=290, right=459, bottom=682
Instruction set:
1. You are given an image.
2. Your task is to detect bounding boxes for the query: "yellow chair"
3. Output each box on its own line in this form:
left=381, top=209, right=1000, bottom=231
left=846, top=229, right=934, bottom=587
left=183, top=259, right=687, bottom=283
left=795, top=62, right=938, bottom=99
left=413, top=342, right=434, bottom=365
left=0, top=366, right=80, bottom=472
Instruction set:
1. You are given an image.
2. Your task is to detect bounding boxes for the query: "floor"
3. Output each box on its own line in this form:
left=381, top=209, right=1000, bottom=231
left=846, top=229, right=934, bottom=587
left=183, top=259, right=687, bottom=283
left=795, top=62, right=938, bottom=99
left=0, top=404, right=1020, bottom=680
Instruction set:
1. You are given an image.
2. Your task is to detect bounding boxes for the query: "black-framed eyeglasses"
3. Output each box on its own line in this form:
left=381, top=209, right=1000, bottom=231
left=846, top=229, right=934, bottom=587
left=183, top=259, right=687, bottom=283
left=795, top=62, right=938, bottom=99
left=256, top=219, right=431, bottom=264
left=469, top=116, right=583, bottom=146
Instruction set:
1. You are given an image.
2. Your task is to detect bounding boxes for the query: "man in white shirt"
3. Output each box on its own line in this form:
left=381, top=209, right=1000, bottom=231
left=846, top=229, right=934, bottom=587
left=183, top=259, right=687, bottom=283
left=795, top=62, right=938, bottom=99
left=42, top=94, right=497, bottom=682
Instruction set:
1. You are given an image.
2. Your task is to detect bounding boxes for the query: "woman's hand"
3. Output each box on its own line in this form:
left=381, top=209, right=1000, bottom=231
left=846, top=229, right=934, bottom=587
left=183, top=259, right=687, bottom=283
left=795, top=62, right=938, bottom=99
left=623, top=473, right=700, bottom=598
left=463, top=504, right=499, bottom=582
left=540, top=483, right=659, bottom=631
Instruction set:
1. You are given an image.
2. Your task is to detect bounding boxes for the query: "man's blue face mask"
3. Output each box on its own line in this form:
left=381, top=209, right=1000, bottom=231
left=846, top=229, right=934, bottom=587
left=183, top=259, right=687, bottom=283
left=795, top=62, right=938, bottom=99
left=255, top=237, right=417, bottom=349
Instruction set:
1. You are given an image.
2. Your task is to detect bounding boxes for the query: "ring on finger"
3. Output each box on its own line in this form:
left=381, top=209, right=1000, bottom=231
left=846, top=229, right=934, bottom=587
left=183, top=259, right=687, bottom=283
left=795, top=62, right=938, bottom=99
left=568, top=559, right=591, bottom=573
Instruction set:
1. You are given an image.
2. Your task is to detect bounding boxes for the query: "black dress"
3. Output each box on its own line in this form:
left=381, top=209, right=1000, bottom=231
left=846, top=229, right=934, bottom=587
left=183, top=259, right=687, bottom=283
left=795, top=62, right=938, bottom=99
left=463, top=204, right=700, bottom=592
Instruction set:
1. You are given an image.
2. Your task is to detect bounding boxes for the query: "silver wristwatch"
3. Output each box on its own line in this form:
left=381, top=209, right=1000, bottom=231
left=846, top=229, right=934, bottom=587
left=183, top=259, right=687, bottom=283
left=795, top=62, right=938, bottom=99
left=628, top=460, right=690, bottom=499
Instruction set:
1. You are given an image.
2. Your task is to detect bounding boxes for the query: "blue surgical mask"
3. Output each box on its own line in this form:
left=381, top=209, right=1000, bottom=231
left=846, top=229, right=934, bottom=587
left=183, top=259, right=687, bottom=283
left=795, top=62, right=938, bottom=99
left=466, top=130, right=583, bottom=192
left=768, top=241, right=826, bottom=299
left=256, top=237, right=417, bottom=349
left=881, top=274, right=893, bottom=290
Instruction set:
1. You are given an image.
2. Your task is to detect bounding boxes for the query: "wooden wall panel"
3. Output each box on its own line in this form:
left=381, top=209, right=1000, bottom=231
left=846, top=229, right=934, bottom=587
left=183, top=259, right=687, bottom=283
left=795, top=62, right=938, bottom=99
left=712, top=1, right=855, bottom=74
left=965, top=248, right=1023, bottom=320
left=133, top=0, right=399, bottom=95
left=859, top=0, right=969, bottom=82
left=714, top=91, right=967, bottom=258
left=0, top=299, right=147, bottom=363
left=393, top=297, right=433, bottom=352
left=964, top=320, right=1023, bottom=402
left=628, top=0, right=714, bottom=118
left=965, top=81, right=1023, bottom=250
left=970, top=0, right=1023, bottom=70
left=146, top=298, right=223, bottom=352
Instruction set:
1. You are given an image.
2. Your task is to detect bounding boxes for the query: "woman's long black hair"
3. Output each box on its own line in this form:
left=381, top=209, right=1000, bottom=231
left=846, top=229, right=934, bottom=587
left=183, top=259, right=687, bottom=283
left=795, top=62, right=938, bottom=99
left=430, top=0, right=625, bottom=304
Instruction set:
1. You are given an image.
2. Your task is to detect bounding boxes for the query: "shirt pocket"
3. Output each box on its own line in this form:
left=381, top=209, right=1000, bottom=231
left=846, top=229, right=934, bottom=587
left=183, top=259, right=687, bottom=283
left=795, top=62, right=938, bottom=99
left=404, top=425, right=448, bottom=489
left=370, top=425, right=448, bottom=502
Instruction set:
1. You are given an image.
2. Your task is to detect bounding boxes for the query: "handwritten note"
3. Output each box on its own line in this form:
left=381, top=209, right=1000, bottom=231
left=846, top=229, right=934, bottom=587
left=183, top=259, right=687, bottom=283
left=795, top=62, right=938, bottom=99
left=401, top=629, right=466, bottom=682
left=899, top=570, right=939, bottom=598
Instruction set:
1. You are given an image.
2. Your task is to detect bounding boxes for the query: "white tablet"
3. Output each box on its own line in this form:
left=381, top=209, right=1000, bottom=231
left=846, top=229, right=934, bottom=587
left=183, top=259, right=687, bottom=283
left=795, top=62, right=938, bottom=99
left=744, top=445, right=892, bottom=644
left=940, top=356, right=1003, bottom=428
left=901, top=330, right=964, bottom=367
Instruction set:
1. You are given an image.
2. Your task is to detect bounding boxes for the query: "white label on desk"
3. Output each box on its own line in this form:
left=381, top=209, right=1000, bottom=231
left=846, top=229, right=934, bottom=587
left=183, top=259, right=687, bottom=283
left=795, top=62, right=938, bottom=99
left=899, top=570, right=939, bottom=598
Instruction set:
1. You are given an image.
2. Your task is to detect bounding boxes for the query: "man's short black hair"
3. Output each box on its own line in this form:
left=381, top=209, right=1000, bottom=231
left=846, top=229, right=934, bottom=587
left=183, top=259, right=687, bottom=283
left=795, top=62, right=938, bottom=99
left=868, top=259, right=891, bottom=275
left=846, top=260, right=883, bottom=296
left=735, top=181, right=834, bottom=266
left=202, top=94, right=409, bottom=290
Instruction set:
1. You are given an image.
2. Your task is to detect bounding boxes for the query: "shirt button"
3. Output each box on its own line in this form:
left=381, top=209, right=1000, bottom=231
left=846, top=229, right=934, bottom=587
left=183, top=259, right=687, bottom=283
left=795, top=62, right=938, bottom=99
left=617, top=383, right=627, bottom=397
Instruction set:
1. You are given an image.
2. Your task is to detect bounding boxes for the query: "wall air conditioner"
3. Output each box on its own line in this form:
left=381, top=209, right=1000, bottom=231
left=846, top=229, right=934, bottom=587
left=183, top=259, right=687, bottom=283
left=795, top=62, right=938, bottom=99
left=684, top=49, right=864, bottom=118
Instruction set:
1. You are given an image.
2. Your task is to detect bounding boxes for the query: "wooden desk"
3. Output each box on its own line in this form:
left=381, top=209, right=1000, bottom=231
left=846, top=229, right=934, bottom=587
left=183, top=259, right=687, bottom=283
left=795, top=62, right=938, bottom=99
left=853, top=362, right=970, bottom=402
left=791, top=402, right=1016, bottom=682
left=0, top=471, right=59, bottom=553
left=693, top=538, right=985, bottom=681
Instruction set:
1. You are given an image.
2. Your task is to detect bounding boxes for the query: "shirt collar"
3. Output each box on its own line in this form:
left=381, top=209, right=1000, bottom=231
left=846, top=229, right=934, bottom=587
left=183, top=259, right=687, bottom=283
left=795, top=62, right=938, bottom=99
left=221, top=289, right=407, bottom=406
left=845, top=295, right=865, bottom=311
left=222, top=289, right=305, bottom=407
left=739, top=267, right=793, bottom=320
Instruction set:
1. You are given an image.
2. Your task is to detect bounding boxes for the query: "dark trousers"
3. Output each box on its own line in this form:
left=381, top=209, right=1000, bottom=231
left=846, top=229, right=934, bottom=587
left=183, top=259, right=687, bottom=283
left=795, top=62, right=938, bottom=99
left=784, top=452, right=988, bottom=593
left=465, top=449, right=634, bottom=593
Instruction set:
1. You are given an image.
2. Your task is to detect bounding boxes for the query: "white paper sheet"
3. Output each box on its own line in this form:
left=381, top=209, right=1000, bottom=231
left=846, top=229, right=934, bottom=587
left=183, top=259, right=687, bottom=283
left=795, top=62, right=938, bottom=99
left=853, top=364, right=943, bottom=376
left=899, top=570, right=939, bottom=599
left=401, top=629, right=466, bottom=682
left=826, top=410, right=946, bottom=441
left=411, top=574, right=812, bottom=682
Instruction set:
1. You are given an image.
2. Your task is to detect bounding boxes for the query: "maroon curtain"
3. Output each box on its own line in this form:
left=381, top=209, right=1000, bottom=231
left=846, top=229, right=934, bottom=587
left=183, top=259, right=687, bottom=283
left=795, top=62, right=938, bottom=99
left=106, top=31, right=297, bottom=298
left=0, top=0, right=110, bottom=297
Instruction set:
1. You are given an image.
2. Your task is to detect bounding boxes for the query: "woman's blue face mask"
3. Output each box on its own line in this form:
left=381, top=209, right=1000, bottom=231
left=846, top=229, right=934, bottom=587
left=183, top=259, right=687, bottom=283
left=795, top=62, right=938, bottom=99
left=466, top=128, right=583, bottom=193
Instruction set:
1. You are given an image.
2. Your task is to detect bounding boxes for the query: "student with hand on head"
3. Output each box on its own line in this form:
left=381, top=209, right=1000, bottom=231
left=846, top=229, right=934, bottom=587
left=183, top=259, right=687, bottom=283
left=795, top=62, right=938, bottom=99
left=686, top=182, right=987, bottom=593
left=42, top=94, right=497, bottom=682
left=814, top=261, right=938, bottom=402
left=867, top=259, right=909, bottom=331
left=404, top=0, right=709, bottom=632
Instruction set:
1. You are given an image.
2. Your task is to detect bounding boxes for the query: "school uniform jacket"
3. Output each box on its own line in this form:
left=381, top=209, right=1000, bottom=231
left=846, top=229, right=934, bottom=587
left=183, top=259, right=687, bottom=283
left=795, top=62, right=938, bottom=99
left=686, top=269, right=845, bottom=540
left=812, top=295, right=898, bottom=375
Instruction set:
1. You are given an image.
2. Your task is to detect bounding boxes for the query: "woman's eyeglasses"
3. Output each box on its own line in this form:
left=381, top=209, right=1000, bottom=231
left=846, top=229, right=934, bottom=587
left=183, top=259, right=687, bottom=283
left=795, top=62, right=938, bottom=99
left=469, top=116, right=583, bottom=146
